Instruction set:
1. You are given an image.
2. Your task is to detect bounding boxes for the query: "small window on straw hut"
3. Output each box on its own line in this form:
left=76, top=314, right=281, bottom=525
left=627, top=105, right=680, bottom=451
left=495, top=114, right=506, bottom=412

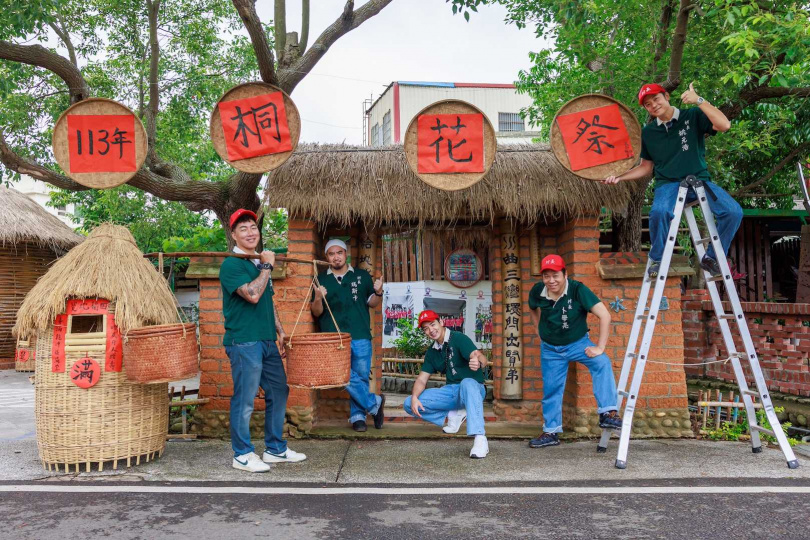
left=69, top=314, right=105, bottom=334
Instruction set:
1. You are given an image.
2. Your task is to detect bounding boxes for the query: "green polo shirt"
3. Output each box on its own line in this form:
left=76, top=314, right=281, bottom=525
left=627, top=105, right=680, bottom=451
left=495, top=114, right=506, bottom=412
left=421, top=329, right=484, bottom=385
left=220, top=256, right=277, bottom=345
left=528, top=278, right=601, bottom=346
left=313, top=266, right=375, bottom=340
left=639, top=107, right=717, bottom=189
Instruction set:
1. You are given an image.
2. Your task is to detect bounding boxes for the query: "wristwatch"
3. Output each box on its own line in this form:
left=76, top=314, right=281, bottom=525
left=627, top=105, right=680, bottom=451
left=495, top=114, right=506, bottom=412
left=696, top=97, right=705, bottom=105
left=374, top=291, right=383, bottom=297
left=259, top=262, right=273, bottom=271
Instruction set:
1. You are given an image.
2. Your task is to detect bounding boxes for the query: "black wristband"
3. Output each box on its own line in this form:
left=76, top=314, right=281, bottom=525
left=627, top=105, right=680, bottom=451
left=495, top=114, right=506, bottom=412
left=374, top=291, right=383, bottom=297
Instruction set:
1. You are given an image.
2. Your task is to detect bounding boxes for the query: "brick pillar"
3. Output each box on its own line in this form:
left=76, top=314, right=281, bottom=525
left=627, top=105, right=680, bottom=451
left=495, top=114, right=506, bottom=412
left=682, top=289, right=710, bottom=377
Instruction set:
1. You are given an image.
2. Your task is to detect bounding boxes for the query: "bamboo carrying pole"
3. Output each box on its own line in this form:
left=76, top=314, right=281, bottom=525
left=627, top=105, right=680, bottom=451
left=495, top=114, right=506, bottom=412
left=143, top=252, right=330, bottom=266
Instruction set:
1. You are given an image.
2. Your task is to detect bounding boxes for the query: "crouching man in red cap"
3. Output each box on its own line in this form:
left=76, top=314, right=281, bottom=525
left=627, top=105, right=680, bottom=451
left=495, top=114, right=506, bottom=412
left=404, top=310, right=490, bottom=458
left=528, top=255, right=621, bottom=449
left=603, top=82, right=740, bottom=279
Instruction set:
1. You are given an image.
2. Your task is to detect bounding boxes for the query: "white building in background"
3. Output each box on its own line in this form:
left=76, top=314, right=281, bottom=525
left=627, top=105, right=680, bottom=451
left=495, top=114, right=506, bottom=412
left=13, top=175, right=81, bottom=229
left=364, top=81, right=541, bottom=146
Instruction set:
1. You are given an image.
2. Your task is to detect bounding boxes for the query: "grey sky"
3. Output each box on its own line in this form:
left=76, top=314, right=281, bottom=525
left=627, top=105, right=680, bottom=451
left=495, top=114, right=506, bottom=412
left=255, top=1, right=544, bottom=144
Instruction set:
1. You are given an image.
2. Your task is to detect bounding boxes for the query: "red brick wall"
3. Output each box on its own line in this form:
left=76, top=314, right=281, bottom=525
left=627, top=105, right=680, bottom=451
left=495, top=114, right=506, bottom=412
left=683, top=289, right=810, bottom=397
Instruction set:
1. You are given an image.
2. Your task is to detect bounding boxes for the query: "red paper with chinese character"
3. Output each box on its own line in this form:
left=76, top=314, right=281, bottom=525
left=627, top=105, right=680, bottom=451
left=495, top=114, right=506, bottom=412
left=106, top=314, right=122, bottom=372
left=219, top=92, right=293, bottom=161
left=67, top=115, right=137, bottom=173
left=417, top=113, right=485, bottom=174
left=70, top=357, right=101, bottom=389
left=555, top=104, right=633, bottom=171
left=52, top=314, right=67, bottom=372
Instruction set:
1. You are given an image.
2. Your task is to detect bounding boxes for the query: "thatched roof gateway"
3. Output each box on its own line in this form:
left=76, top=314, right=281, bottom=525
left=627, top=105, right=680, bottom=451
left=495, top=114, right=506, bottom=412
left=264, top=143, right=633, bottom=227
left=0, top=185, right=82, bottom=250
left=14, top=224, right=179, bottom=338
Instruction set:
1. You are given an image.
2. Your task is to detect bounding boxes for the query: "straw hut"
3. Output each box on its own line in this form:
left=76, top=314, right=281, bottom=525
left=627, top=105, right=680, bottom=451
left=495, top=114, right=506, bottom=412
left=14, top=224, right=180, bottom=471
left=190, top=142, right=692, bottom=441
left=0, top=185, right=82, bottom=372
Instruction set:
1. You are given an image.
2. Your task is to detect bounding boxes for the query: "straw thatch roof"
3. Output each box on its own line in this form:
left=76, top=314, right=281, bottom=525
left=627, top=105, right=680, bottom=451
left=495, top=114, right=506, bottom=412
left=0, top=185, right=82, bottom=251
left=14, top=224, right=179, bottom=338
left=264, top=143, right=633, bottom=227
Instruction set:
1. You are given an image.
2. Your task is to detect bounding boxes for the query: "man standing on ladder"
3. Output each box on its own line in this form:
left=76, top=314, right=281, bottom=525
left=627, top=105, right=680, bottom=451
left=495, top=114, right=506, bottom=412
left=603, top=82, right=742, bottom=276
left=311, top=239, right=386, bottom=432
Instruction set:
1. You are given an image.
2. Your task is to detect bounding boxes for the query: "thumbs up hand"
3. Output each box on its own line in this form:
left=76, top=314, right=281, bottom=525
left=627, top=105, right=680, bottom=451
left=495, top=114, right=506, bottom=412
left=680, top=82, right=700, bottom=105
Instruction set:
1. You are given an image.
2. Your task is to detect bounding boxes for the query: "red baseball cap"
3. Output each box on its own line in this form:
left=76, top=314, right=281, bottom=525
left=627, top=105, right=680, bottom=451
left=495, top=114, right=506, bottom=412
left=229, top=209, right=258, bottom=229
left=541, top=254, right=565, bottom=272
left=638, top=83, right=667, bottom=105
left=418, top=310, right=440, bottom=327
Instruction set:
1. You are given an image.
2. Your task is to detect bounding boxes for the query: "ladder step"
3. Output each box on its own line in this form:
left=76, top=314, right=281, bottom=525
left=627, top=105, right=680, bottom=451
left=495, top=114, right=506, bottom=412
left=685, top=200, right=701, bottom=208
left=696, top=237, right=712, bottom=246
left=742, top=389, right=760, bottom=397
left=750, top=425, right=776, bottom=438
left=625, top=353, right=636, bottom=359
left=706, top=275, right=726, bottom=282
left=719, top=314, right=737, bottom=320
left=618, top=390, right=630, bottom=398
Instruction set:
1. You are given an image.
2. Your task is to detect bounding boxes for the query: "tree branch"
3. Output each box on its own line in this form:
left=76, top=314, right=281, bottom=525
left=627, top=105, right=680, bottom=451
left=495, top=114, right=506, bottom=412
left=732, top=142, right=810, bottom=196
left=278, top=0, right=395, bottom=93
left=649, top=0, right=674, bottom=80
left=0, top=40, right=89, bottom=102
left=146, top=0, right=161, bottom=156
left=274, top=0, right=287, bottom=65
left=663, top=0, right=693, bottom=92
left=232, top=0, right=278, bottom=84
left=0, top=129, right=89, bottom=191
left=721, top=87, right=810, bottom=121
left=300, top=0, right=310, bottom=53
left=48, top=17, right=78, bottom=68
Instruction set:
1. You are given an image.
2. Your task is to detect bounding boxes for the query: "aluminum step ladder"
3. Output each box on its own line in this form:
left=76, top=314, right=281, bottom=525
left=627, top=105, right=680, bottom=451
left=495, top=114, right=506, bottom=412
left=596, top=175, right=799, bottom=470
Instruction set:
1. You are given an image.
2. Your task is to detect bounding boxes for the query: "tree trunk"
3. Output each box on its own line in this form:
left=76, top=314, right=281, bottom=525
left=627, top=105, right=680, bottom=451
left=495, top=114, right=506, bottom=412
left=612, top=181, right=647, bottom=252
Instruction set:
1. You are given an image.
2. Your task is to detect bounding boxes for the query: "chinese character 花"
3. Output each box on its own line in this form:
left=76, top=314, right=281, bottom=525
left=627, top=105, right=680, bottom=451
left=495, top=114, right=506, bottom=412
left=417, top=113, right=485, bottom=174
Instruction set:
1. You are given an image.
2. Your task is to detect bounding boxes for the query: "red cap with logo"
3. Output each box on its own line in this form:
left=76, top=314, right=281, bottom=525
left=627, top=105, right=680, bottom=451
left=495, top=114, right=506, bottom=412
left=418, top=310, right=440, bottom=327
left=229, top=208, right=258, bottom=229
left=637, top=83, right=667, bottom=105
left=541, top=254, right=565, bottom=273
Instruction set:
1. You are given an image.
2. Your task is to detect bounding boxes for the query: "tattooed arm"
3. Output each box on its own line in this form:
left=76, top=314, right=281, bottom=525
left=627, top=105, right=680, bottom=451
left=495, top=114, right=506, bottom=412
left=236, top=268, right=272, bottom=304
left=274, top=302, right=287, bottom=358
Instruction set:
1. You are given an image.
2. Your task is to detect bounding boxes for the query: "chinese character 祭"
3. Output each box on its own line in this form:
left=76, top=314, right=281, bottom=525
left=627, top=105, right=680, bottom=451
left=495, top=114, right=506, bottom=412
left=527, top=255, right=622, bottom=448
left=555, top=103, right=633, bottom=171
left=404, top=310, right=490, bottom=459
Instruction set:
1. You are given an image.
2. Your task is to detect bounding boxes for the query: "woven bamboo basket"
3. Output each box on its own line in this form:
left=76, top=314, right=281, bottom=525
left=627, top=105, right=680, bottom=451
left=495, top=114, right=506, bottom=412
left=123, top=323, right=199, bottom=384
left=34, top=321, right=168, bottom=472
left=286, top=332, right=351, bottom=389
left=15, top=335, right=36, bottom=373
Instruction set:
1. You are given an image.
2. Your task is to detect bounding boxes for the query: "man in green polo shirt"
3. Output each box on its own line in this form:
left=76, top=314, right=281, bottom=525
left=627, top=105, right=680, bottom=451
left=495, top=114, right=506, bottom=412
left=220, top=209, right=306, bottom=473
left=527, top=254, right=621, bottom=449
left=311, top=239, right=385, bottom=432
left=404, top=310, right=490, bottom=458
left=603, top=82, right=742, bottom=278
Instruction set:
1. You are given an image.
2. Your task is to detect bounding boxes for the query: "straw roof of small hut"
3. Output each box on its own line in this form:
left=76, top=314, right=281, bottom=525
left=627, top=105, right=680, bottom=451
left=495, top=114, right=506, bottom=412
left=264, top=143, right=633, bottom=227
left=14, top=224, right=179, bottom=337
left=0, top=185, right=82, bottom=251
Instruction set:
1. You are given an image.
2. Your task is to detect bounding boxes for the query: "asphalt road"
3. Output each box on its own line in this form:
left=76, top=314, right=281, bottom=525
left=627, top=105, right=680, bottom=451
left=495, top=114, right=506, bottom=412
left=2, top=479, right=808, bottom=540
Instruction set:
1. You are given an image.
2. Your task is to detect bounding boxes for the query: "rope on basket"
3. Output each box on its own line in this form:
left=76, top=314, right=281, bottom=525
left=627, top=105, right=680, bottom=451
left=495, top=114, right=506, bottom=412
left=288, top=260, right=345, bottom=349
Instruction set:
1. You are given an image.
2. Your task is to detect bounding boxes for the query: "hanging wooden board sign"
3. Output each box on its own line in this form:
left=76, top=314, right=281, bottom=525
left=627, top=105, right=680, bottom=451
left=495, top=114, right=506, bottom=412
left=404, top=100, right=496, bottom=192
left=444, top=248, right=484, bottom=288
left=550, top=94, right=642, bottom=180
left=52, top=98, right=147, bottom=189
left=210, top=82, right=301, bottom=173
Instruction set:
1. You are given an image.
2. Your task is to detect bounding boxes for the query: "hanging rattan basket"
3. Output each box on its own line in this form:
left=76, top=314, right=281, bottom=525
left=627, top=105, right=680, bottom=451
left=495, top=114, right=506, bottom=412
left=286, top=332, right=351, bottom=389
left=123, top=322, right=199, bottom=384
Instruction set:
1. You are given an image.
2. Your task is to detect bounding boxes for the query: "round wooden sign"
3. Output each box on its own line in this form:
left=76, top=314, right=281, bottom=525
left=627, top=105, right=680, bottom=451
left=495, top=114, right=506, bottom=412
left=549, top=94, right=642, bottom=181
left=70, top=357, right=101, bottom=389
left=52, top=98, right=148, bottom=189
left=210, top=82, right=300, bottom=174
left=404, top=100, right=496, bottom=192
left=444, top=248, right=484, bottom=288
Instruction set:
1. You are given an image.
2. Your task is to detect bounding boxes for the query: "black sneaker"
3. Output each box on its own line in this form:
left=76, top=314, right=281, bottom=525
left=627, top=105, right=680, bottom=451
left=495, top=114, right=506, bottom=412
left=352, top=420, right=367, bottom=432
left=599, top=410, right=623, bottom=430
left=373, top=394, right=386, bottom=429
left=647, top=260, right=661, bottom=278
left=528, top=432, right=560, bottom=448
left=700, top=255, right=722, bottom=277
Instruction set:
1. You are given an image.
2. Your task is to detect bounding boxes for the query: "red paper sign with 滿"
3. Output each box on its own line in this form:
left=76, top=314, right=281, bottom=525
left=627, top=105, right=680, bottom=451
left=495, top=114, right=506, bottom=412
left=417, top=113, right=485, bottom=174
left=555, top=104, right=633, bottom=171
left=67, top=114, right=137, bottom=173
left=219, top=92, right=293, bottom=161
left=70, top=357, right=101, bottom=389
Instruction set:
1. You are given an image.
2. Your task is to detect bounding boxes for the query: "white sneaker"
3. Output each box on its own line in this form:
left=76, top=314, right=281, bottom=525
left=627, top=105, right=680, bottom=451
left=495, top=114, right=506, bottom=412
left=443, top=409, right=467, bottom=434
left=233, top=452, right=271, bottom=473
left=262, top=448, right=307, bottom=463
left=470, top=435, right=489, bottom=459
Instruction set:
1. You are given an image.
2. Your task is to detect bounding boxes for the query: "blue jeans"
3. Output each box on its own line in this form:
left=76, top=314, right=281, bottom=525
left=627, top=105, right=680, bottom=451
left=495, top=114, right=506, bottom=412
left=347, top=339, right=382, bottom=424
left=540, top=335, right=617, bottom=434
left=649, top=180, right=742, bottom=262
left=403, top=378, right=486, bottom=436
left=225, top=340, right=288, bottom=457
